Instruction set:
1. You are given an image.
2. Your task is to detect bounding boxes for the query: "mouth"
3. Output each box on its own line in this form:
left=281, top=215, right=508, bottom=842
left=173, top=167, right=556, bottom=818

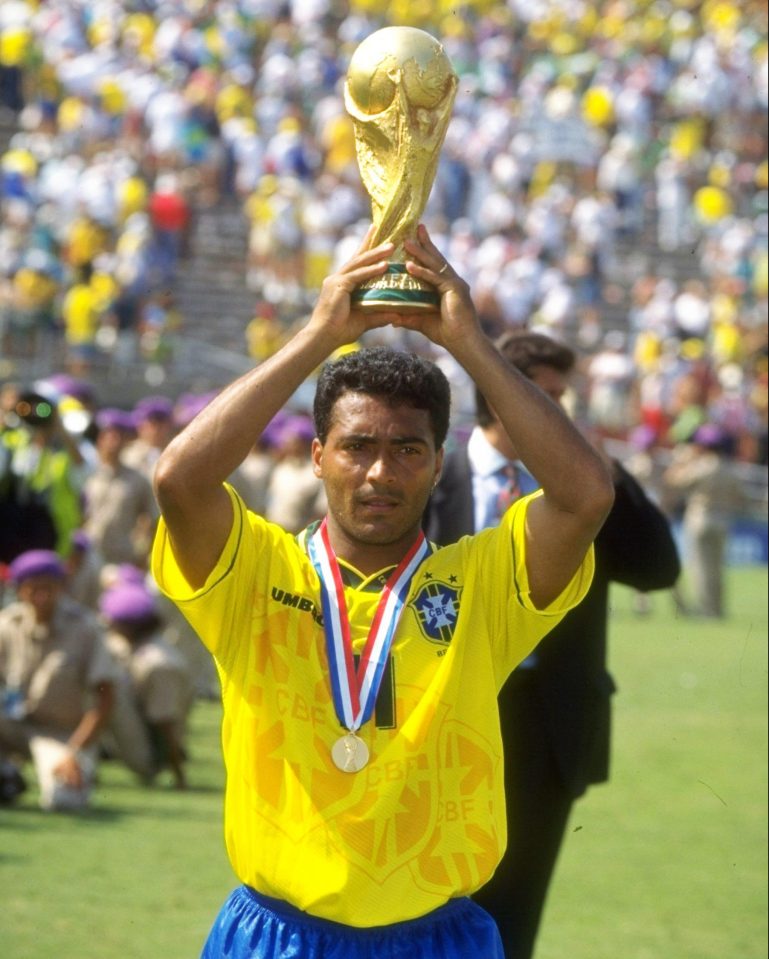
left=358, top=494, right=401, bottom=513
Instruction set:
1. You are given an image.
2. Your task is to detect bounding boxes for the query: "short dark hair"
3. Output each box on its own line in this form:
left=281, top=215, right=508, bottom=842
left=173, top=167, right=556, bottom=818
left=475, top=330, right=576, bottom=426
left=313, top=347, right=451, bottom=448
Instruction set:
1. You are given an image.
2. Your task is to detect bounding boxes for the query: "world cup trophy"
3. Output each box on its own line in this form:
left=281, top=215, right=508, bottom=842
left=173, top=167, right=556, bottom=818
left=344, top=26, right=458, bottom=312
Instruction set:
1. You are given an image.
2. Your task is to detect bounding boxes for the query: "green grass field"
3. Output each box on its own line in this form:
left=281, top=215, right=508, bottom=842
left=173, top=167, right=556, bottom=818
left=2, top=568, right=767, bottom=959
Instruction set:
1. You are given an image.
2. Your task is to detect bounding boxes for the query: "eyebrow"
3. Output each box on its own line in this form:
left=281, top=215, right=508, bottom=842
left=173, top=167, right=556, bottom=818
left=340, top=432, right=431, bottom=446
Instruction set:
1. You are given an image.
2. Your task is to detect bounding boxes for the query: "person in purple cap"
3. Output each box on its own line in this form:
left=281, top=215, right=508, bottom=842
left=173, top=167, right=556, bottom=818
left=663, top=424, right=746, bottom=617
left=265, top=412, right=326, bottom=533
left=227, top=411, right=286, bottom=516
left=82, top=408, right=155, bottom=566
left=99, top=582, right=192, bottom=790
left=123, top=396, right=176, bottom=488
left=38, top=373, right=96, bottom=409
left=0, top=549, right=118, bottom=810
left=172, top=391, right=218, bottom=431
left=64, top=529, right=104, bottom=610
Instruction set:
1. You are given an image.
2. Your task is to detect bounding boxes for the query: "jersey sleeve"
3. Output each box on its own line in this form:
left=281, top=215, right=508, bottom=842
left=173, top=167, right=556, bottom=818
left=151, top=484, right=256, bottom=659
left=467, top=491, right=595, bottom=685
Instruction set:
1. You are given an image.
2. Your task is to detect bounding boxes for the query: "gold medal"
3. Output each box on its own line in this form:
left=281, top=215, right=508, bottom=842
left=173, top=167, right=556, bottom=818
left=331, top=733, right=370, bottom=773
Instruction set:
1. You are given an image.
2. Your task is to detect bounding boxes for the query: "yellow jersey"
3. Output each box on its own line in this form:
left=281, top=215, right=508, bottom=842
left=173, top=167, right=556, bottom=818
left=152, top=484, right=593, bottom=927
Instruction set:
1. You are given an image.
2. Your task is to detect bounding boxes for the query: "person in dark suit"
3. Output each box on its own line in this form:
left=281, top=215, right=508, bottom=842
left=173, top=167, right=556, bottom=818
left=423, top=330, right=681, bottom=959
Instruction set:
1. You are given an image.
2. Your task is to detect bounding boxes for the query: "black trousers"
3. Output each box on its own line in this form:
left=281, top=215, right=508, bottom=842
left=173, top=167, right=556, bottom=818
left=473, top=674, right=575, bottom=959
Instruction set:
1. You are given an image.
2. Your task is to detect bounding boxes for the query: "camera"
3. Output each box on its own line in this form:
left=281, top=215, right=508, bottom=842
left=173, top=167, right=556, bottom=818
left=14, top=391, right=56, bottom=427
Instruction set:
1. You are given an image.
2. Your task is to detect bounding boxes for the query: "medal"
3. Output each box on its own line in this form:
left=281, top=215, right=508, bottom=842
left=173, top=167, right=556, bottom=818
left=308, top=519, right=429, bottom=772
left=331, top=733, right=370, bottom=773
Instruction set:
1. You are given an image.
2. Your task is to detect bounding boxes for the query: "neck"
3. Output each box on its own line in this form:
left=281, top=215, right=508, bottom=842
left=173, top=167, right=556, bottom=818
left=322, top=517, right=423, bottom=578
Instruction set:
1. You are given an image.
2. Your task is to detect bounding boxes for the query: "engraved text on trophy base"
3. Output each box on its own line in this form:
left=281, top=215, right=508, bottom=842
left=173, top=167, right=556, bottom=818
left=352, top=263, right=439, bottom=313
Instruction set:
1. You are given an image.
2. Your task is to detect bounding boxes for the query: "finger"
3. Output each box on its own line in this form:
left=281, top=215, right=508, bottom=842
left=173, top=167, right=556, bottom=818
left=405, top=228, right=448, bottom=275
left=339, top=258, right=390, bottom=288
left=343, top=241, right=394, bottom=274
left=356, top=224, right=394, bottom=258
left=405, top=258, right=455, bottom=286
left=356, top=223, right=378, bottom=253
left=416, top=222, right=436, bottom=248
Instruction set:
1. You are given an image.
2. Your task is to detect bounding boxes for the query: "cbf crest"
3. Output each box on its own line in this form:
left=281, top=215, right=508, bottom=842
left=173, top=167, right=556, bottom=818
left=411, top=579, right=461, bottom=645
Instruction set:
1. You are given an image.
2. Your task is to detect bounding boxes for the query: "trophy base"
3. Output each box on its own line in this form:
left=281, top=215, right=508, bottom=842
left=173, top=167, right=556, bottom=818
left=352, top=264, right=439, bottom=313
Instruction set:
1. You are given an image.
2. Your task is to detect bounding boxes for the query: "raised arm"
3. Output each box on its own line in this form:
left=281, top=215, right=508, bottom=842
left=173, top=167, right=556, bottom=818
left=401, top=226, right=615, bottom=608
left=153, top=232, right=397, bottom=589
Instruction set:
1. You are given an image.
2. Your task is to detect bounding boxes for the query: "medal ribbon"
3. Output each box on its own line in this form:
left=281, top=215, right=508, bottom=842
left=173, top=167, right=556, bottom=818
left=308, top=518, right=429, bottom=732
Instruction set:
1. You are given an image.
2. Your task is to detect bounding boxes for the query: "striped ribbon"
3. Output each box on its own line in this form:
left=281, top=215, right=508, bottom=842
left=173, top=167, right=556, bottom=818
left=308, top=518, right=429, bottom=732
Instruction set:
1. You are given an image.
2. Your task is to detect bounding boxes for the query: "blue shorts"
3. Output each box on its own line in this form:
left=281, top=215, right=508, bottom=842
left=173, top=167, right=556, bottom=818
left=201, top=885, right=504, bottom=959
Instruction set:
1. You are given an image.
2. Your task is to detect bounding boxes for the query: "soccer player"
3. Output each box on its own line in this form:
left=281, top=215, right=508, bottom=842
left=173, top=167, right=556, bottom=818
left=150, top=225, right=614, bottom=958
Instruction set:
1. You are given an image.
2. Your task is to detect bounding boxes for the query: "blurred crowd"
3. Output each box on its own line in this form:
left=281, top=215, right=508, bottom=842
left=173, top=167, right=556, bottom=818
left=0, top=373, right=325, bottom=808
left=0, top=0, right=766, bottom=460
left=0, top=0, right=767, bottom=807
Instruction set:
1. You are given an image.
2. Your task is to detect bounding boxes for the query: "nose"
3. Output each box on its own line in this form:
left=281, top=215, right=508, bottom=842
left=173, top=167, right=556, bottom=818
left=365, top=451, right=396, bottom=486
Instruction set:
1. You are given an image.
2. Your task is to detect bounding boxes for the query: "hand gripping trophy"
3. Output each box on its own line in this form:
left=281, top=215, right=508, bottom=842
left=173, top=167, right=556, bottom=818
left=344, top=26, right=458, bottom=311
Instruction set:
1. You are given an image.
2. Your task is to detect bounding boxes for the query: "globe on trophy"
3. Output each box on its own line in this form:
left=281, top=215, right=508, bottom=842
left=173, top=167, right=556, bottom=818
left=344, top=26, right=458, bottom=312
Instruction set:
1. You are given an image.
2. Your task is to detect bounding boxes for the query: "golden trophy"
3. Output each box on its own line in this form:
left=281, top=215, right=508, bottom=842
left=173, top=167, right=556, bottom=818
left=344, top=26, right=458, bottom=312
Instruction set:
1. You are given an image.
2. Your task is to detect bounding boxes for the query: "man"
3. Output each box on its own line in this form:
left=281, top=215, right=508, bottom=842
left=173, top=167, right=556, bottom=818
left=1, top=387, right=85, bottom=562
left=0, top=549, right=117, bottom=811
left=424, top=329, right=681, bottom=959
left=662, top=422, right=743, bottom=619
left=265, top=413, right=327, bottom=533
left=82, top=407, right=155, bottom=566
left=99, top=581, right=192, bottom=790
left=151, top=226, right=614, bottom=958
left=122, top=395, right=176, bottom=487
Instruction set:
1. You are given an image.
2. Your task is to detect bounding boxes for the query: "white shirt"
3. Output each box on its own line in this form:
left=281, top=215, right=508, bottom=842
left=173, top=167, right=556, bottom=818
left=467, top=427, right=515, bottom=533
left=467, top=426, right=540, bottom=533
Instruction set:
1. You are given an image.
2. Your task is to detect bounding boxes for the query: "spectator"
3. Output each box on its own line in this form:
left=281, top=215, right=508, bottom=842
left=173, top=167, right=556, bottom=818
left=147, top=173, right=191, bottom=287
left=64, top=529, right=103, bottom=611
left=663, top=423, right=746, bottom=618
left=0, top=387, right=84, bottom=562
left=265, top=413, right=326, bottom=534
left=585, top=330, right=637, bottom=439
left=99, top=581, right=192, bottom=790
left=122, top=395, right=175, bottom=488
left=0, top=549, right=117, bottom=810
left=60, top=261, right=103, bottom=377
left=82, top=408, right=154, bottom=567
left=228, top=411, right=287, bottom=518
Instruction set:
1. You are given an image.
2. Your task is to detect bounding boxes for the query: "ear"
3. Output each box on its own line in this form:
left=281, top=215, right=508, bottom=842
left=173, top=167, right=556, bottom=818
left=311, top=437, right=323, bottom=478
left=432, top=447, right=444, bottom=489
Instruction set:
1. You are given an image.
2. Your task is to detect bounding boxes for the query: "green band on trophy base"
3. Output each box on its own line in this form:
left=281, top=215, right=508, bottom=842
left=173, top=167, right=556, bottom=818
left=352, top=263, right=440, bottom=313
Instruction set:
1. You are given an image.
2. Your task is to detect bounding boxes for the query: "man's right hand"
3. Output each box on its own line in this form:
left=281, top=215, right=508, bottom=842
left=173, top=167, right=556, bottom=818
left=306, top=227, right=399, bottom=348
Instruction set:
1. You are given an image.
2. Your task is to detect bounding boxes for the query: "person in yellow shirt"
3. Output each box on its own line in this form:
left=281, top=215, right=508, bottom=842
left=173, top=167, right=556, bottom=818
left=64, top=214, right=110, bottom=270
left=151, top=225, right=614, bottom=958
left=60, top=263, right=101, bottom=375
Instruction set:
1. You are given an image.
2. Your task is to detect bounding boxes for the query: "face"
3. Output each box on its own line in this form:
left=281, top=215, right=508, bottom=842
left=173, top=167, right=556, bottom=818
left=138, top=418, right=172, bottom=449
left=528, top=364, right=569, bottom=405
left=312, top=392, right=443, bottom=566
left=491, top=364, right=570, bottom=460
left=97, top=426, right=127, bottom=458
left=17, top=575, right=63, bottom=624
